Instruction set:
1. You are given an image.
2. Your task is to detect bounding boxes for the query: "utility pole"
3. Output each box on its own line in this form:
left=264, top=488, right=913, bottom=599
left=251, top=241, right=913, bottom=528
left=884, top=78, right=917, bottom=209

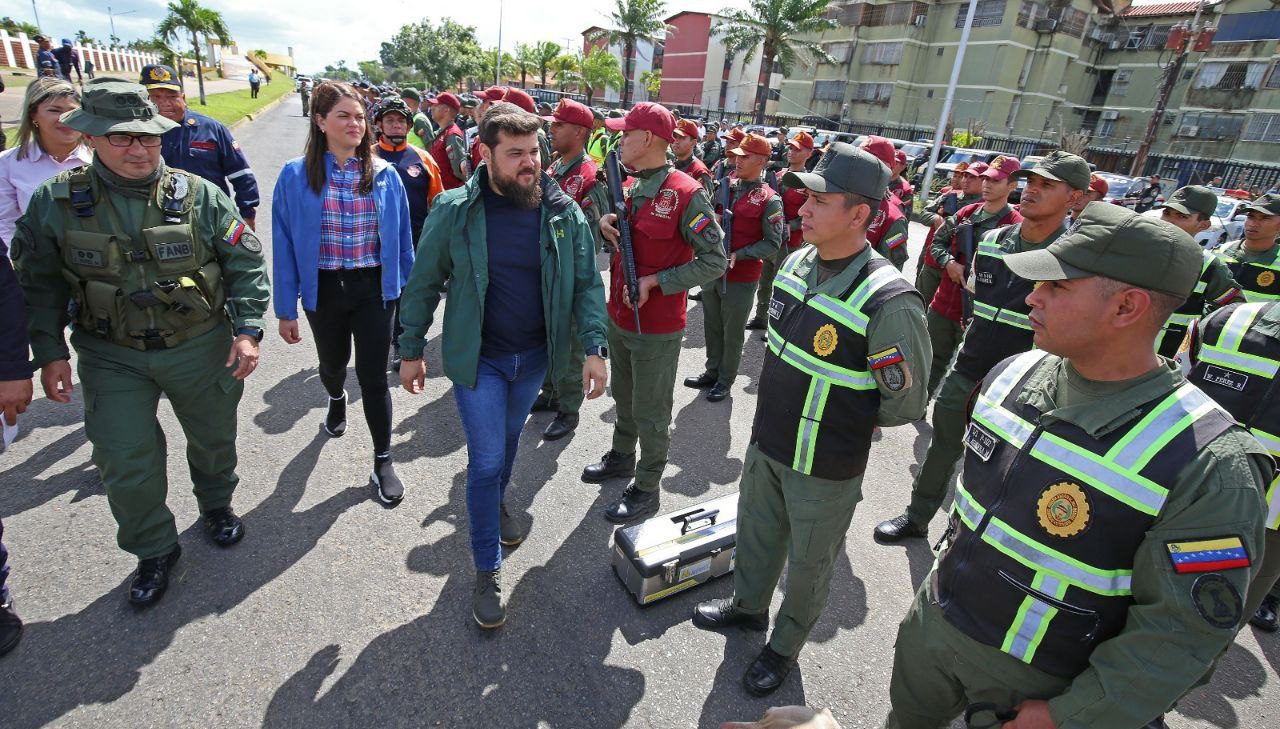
left=108, top=7, right=137, bottom=49
left=1129, top=1, right=1205, bottom=176
left=495, top=0, right=504, bottom=86
left=30, top=1, right=41, bottom=32
left=920, top=0, right=980, bottom=207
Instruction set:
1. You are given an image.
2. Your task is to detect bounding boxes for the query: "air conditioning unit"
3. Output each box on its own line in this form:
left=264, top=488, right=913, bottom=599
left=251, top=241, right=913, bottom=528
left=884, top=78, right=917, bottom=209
left=913, top=14, right=927, bottom=26
left=1035, top=19, right=1059, bottom=34
left=1088, top=27, right=1107, bottom=42
left=1102, top=110, right=1119, bottom=120
left=1108, top=40, right=1123, bottom=51
left=1178, top=125, right=1200, bottom=137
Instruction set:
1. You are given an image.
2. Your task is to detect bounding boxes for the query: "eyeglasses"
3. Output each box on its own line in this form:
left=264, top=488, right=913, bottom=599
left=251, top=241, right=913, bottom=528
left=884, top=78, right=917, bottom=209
left=103, top=134, right=163, bottom=148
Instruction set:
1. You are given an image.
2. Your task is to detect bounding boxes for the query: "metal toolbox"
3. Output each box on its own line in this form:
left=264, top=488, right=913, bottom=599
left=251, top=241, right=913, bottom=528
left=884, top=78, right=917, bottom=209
left=611, top=492, right=738, bottom=605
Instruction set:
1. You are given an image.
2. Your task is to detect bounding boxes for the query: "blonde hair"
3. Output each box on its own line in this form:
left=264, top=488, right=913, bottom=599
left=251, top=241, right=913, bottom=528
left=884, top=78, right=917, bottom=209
left=16, top=77, right=80, bottom=160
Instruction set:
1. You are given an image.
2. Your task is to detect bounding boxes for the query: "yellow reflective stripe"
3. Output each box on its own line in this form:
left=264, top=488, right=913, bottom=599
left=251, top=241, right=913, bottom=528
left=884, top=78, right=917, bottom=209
left=972, top=395, right=1034, bottom=447
left=972, top=301, right=1032, bottom=330
left=1003, top=572, right=1066, bottom=663
left=765, top=329, right=876, bottom=389
left=986, top=351, right=1049, bottom=401
left=1109, top=383, right=1223, bottom=470
left=1247, top=428, right=1280, bottom=530
left=1198, top=343, right=1280, bottom=377
left=982, top=516, right=1133, bottom=595
left=1219, top=302, right=1266, bottom=351
left=773, top=262, right=903, bottom=335
left=953, top=480, right=986, bottom=528
left=1030, top=433, right=1168, bottom=516
left=793, top=379, right=831, bottom=474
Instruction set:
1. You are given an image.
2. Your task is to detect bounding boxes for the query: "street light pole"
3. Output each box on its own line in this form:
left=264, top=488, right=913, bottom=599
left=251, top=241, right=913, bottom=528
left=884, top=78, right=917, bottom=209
left=108, top=7, right=137, bottom=49
left=920, top=0, right=979, bottom=207
left=30, top=1, right=41, bottom=31
left=495, top=0, right=504, bottom=86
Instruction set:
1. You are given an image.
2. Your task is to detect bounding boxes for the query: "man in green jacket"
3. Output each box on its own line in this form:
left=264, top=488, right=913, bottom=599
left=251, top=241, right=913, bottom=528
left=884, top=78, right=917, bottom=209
left=12, top=78, right=269, bottom=608
left=398, top=102, right=608, bottom=629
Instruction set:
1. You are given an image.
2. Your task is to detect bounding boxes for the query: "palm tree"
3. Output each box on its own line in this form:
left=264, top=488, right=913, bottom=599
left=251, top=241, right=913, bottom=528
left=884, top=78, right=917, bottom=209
left=157, top=0, right=233, bottom=106
left=532, top=41, right=562, bottom=89
left=550, top=54, right=580, bottom=92
left=513, top=43, right=537, bottom=88
left=579, top=47, right=624, bottom=106
left=481, top=48, right=514, bottom=86
left=587, top=0, right=673, bottom=107
left=716, top=0, right=836, bottom=124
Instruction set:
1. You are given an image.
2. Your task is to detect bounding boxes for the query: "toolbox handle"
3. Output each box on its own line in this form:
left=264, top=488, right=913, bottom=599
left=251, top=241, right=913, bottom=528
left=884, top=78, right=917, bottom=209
left=675, top=508, right=720, bottom=534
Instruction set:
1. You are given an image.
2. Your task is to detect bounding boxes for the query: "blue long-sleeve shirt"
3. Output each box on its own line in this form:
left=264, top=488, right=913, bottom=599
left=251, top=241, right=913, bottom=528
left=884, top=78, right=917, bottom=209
left=0, top=237, right=33, bottom=380
left=160, top=111, right=260, bottom=219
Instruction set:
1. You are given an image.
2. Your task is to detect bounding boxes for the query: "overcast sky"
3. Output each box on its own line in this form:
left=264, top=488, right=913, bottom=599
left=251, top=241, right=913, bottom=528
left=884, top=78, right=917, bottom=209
left=18, top=0, right=745, bottom=73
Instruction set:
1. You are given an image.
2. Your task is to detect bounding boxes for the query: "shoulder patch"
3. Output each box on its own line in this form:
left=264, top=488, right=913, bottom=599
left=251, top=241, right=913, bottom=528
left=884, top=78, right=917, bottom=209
left=1191, top=573, right=1244, bottom=629
left=1166, top=536, right=1251, bottom=573
left=868, top=346, right=905, bottom=369
left=689, top=212, right=711, bottom=234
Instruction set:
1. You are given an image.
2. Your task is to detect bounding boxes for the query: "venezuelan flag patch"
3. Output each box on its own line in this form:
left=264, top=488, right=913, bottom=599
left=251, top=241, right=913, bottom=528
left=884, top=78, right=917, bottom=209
left=885, top=231, right=908, bottom=250
left=1166, top=536, right=1250, bottom=573
left=868, top=346, right=905, bottom=370
left=767, top=210, right=784, bottom=225
left=1213, top=287, right=1241, bottom=307
left=223, top=220, right=246, bottom=247
left=689, top=212, right=711, bottom=234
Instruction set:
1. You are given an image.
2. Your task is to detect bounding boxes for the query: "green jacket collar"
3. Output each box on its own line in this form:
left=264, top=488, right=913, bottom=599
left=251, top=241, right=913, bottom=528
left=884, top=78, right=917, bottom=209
left=1019, top=355, right=1183, bottom=438
left=792, top=244, right=873, bottom=297
left=629, top=164, right=673, bottom=200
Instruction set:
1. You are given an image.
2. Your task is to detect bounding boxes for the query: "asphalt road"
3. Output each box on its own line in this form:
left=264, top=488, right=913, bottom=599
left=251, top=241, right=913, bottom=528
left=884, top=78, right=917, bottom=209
left=0, top=94, right=1276, bottom=729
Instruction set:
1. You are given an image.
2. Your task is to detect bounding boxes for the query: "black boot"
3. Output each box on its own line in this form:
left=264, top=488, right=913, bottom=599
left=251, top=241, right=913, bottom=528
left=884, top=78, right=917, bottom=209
left=604, top=485, right=659, bottom=524
left=683, top=372, right=717, bottom=389
left=201, top=507, right=244, bottom=547
left=324, top=392, right=347, bottom=437
left=744, top=315, right=765, bottom=330
left=582, top=450, right=636, bottom=483
left=543, top=412, right=579, bottom=441
left=0, top=598, right=22, bottom=656
left=1251, top=594, right=1279, bottom=632
left=692, top=598, right=768, bottom=631
left=128, top=546, right=182, bottom=607
left=873, top=514, right=928, bottom=543
left=372, top=454, right=404, bottom=505
left=742, top=645, right=796, bottom=697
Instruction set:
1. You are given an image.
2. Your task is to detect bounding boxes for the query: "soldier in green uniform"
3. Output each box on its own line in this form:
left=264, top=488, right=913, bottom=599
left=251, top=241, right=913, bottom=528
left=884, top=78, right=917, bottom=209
left=1212, top=193, right=1280, bottom=301
left=1155, top=185, right=1243, bottom=358
left=700, top=123, right=723, bottom=166
left=672, top=119, right=714, bottom=196
left=748, top=131, right=816, bottom=331
left=882, top=203, right=1270, bottom=729
left=691, top=142, right=930, bottom=697
left=684, top=133, right=783, bottom=402
left=11, top=78, right=270, bottom=607
left=299, top=77, right=312, bottom=118
left=911, top=162, right=981, bottom=307
left=875, top=152, right=1088, bottom=543
left=582, top=103, right=727, bottom=523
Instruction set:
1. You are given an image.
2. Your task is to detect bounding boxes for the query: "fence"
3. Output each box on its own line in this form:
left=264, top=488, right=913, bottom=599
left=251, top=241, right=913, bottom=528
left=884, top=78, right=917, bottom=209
left=0, top=31, right=163, bottom=77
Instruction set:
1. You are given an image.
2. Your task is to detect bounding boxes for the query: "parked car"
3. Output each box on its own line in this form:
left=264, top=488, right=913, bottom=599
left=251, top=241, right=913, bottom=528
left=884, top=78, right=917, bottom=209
left=1097, top=173, right=1167, bottom=210
left=1140, top=188, right=1250, bottom=248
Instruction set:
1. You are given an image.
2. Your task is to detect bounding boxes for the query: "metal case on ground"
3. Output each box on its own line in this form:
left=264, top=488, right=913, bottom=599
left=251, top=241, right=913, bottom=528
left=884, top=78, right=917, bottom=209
left=611, top=492, right=738, bottom=605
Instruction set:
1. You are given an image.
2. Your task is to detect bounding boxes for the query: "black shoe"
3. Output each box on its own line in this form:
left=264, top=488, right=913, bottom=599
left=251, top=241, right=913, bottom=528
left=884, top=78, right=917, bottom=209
left=372, top=456, right=404, bottom=506
left=202, top=507, right=244, bottom=547
left=390, top=352, right=402, bottom=373
left=128, top=546, right=182, bottom=607
left=499, top=502, right=527, bottom=547
left=692, top=598, right=768, bottom=632
left=706, top=383, right=731, bottom=402
left=688, top=290, right=703, bottom=301
left=473, top=569, right=506, bottom=629
left=582, top=450, right=636, bottom=483
left=1142, top=717, right=1169, bottom=729
left=323, top=392, right=347, bottom=437
left=0, top=600, right=22, bottom=656
left=742, top=645, right=796, bottom=697
left=873, top=514, right=928, bottom=543
left=684, top=372, right=717, bottom=389
left=1251, top=594, right=1279, bottom=632
left=530, top=393, right=559, bottom=413
left=543, top=412, right=579, bottom=441
left=744, top=316, right=765, bottom=330
left=604, top=485, right=659, bottom=524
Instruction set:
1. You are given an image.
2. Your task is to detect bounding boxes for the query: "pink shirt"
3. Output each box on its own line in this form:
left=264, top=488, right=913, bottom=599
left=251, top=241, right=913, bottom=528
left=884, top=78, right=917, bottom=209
left=0, top=141, right=92, bottom=246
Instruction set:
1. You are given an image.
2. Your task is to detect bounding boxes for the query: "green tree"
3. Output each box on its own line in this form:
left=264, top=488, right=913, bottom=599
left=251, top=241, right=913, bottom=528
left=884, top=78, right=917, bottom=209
left=513, top=43, right=537, bottom=88
left=357, top=60, right=387, bottom=85
left=380, top=18, right=485, bottom=90
left=715, top=0, right=836, bottom=124
left=479, top=47, right=514, bottom=86
left=320, top=61, right=358, bottom=82
left=129, top=35, right=181, bottom=68
left=587, top=0, right=673, bottom=107
left=74, top=30, right=100, bottom=46
left=532, top=41, right=562, bottom=89
left=579, top=46, right=624, bottom=106
left=157, top=0, right=233, bottom=106
left=0, top=17, right=40, bottom=36
left=639, top=69, right=662, bottom=99
left=550, top=54, right=580, bottom=92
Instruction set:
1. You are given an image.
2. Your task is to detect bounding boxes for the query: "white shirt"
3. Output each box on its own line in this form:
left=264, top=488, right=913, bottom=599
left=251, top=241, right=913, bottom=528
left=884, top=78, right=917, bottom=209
left=0, top=141, right=93, bottom=245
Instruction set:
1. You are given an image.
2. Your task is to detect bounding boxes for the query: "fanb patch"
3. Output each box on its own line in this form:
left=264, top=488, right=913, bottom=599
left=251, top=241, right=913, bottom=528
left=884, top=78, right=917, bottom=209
left=155, top=241, right=194, bottom=261
left=813, top=324, right=838, bottom=357
left=877, top=363, right=907, bottom=391
left=1036, top=481, right=1091, bottom=538
left=1191, top=573, right=1244, bottom=629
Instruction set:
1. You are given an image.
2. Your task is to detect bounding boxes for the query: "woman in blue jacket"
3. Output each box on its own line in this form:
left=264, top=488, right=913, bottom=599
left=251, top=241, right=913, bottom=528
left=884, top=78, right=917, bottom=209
left=272, top=81, right=414, bottom=505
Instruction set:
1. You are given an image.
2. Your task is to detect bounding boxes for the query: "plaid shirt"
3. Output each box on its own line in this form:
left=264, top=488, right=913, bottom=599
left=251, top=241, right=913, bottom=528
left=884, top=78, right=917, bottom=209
left=318, top=154, right=381, bottom=270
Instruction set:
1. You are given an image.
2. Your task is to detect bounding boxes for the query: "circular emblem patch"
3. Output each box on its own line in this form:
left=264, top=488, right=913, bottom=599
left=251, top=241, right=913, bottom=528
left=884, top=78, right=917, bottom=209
left=406, top=164, right=422, bottom=178
left=748, top=187, right=769, bottom=205
left=149, top=66, right=173, bottom=82
left=1191, top=573, right=1244, bottom=629
left=653, top=188, right=679, bottom=216
left=813, top=324, right=838, bottom=357
left=870, top=210, right=885, bottom=231
left=1258, top=270, right=1276, bottom=287
left=1036, top=481, right=1091, bottom=538
left=564, top=174, right=584, bottom=198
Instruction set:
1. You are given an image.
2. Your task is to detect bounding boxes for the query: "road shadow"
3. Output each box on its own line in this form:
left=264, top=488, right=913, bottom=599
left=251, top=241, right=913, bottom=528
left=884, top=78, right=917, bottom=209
left=663, top=398, right=744, bottom=499
left=0, top=432, right=365, bottom=728
left=390, top=384, right=466, bottom=465
left=1176, top=640, right=1269, bottom=728
left=0, top=427, right=98, bottom=520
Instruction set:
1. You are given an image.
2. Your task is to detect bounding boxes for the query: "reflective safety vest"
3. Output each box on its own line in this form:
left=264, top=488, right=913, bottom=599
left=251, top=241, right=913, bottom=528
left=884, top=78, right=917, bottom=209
left=952, top=224, right=1036, bottom=382
left=1215, top=242, right=1280, bottom=301
left=939, top=350, right=1236, bottom=677
left=55, top=166, right=227, bottom=351
left=1189, top=301, right=1280, bottom=529
left=753, top=250, right=920, bottom=479
left=1157, top=250, right=1230, bottom=358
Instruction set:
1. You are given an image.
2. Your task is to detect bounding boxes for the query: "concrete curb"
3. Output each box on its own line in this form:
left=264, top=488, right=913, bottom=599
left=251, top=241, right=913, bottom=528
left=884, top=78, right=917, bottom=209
left=229, top=90, right=293, bottom=133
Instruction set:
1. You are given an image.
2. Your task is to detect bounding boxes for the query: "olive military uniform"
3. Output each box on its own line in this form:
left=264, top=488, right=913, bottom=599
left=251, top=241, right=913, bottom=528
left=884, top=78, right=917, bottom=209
left=912, top=189, right=980, bottom=306
left=1157, top=250, right=1241, bottom=357
left=1213, top=239, right=1280, bottom=301
left=14, top=160, right=268, bottom=561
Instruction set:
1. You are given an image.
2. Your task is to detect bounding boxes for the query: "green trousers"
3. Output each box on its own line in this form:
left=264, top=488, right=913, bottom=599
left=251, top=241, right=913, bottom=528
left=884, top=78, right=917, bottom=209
left=925, top=309, right=964, bottom=396
left=1246, top=527, right=1280, bottom=618
left=73, top=324, right=244, bottom=560
left=701, top=279, right=758, bottom=387
left=539, top=318, right=586, bottom=414
left=906, top=370, right=977, bottom=528
left=732, top=444, right=864, bottom=658
left=884, top=581, right=1072, bottom=729
left=914, top=263, right=944, bottom=312
left=608, top=322, right=682, bottom=492
left=754, top=247, right=792, bottom=321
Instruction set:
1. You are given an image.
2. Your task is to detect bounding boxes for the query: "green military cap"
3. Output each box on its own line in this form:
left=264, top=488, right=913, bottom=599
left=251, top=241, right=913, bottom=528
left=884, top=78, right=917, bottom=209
left=1163, top=185, right=1218, bottom=218
left=1002, top=201, right=1202, bottom=297
left=60, top=77, right=178, bottom=136
left=1010, top=150, right=1091, bottom=192
left=1243, top=192, right=1280, bottom=217
left=459, top=94, right=480, bottom=109
left=591, top=107, right=605, bottom=121
left=782, top=141, right=890, bottom=201
left=400, top=88, right=421, bottom=102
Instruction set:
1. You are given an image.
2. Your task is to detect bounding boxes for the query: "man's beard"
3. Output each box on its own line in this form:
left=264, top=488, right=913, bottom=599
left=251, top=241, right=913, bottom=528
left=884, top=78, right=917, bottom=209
left=492, top=165, right=542, bottom=209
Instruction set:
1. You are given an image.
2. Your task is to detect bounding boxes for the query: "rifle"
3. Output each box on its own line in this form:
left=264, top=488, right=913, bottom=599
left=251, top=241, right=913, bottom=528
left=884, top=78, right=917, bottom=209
left=957, top=220, right=977, bottom=325
left=718, top=179, right=734, bottom=294
left=604, top=150, right=643, bottom=334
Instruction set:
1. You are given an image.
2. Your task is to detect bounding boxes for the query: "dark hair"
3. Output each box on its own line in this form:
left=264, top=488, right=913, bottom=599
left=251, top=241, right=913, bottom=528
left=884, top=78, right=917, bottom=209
left=304, top=81, right=373, bottom=195
left=479, top=102, right=543, bottom=150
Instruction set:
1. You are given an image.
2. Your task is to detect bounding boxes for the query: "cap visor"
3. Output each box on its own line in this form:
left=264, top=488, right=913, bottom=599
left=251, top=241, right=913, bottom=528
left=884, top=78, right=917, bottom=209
left=1011, top=168, right=1064, bottom=184
left=1243, top=204, right=1279, bottom=216
left=540, top=115, right=558, bottom=124
left=1161, top=201, right=1193, bottom=215
left=1002, top=248, right=1093, bottom=283
left=981, top=170, right=1011, bottom=181
left=783, top=170, right=844, bottom=194
left=143, top=82, right=183, bottom=92
left=604, top=118, right=627, bottom=132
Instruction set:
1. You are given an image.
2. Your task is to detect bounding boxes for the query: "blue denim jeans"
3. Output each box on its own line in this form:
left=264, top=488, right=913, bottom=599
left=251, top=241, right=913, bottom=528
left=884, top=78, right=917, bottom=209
left=453, top=346, right=549, bottom=571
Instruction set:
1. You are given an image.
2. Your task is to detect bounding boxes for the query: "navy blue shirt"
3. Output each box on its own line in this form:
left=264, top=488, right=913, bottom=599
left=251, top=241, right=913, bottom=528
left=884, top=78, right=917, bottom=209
left=480, top=183, right=545, bottom=356
left=159, top=111, right=260, bottom=218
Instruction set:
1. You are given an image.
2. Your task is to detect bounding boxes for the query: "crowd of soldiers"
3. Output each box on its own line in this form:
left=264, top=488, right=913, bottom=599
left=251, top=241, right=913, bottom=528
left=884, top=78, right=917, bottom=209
left=1, top=69, right=1279, bottom=729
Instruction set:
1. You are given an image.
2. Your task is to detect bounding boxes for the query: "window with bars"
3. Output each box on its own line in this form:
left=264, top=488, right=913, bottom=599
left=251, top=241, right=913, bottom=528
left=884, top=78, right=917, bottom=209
left=1179, top=111, right=1246, bottom=138
left=863, top=42, right=904, bottom=65
left=957, top=0, right=1008, bottom=28
left=859, top=1, right=927, bottom=27
left=814, top=80, right=847, bottom=102
left=1125, top=25, right=1172, bottom=50
left=1243, top=113, right=1280, bottom=142
left=1057, top=7, right=1087, bottom=37
left=1111, top=69, right=1133, bottom=97
left=1266, top=62, right=1280, bottom=89
left=850, top=82, right=894, bottom=104
left=825, top=41, right=854, bottom=63
left=1017, top=1, right=1046, bottom=28
left=1195, top=61, right=1268, bottom=90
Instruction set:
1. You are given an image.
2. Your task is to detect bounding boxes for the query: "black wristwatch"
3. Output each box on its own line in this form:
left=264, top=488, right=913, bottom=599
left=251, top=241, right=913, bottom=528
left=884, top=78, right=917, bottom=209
left=236, top=326, right=265, bottom=342
left=587, top=345, right=608, bottom=360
